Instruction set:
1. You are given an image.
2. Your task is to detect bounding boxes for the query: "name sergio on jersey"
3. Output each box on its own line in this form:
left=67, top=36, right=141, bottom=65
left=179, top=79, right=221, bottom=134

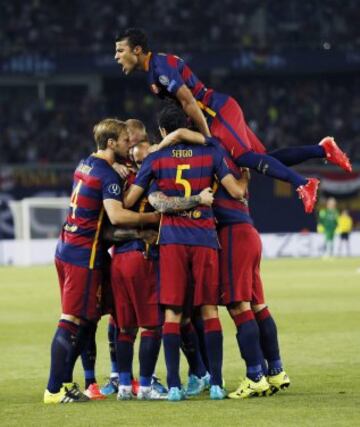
left=172, top=149, right=193, bottom=158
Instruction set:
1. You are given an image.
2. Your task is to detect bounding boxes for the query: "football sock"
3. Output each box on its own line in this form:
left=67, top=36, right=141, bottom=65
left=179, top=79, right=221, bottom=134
left=63, top=321, right=93, bottom=384
left=232, top=310, right=263, bottom=382
left=180, top=322, right=207, bottom=378
left=255, top=308, right=283, bottom=376
left=108, top=317, right=118, bottom=377
left=269, top=145, right=325, bottom=167
left=204, top=318, right=223, bottom=386
left=47, top=319, right=79, bottom=393
left=139, top=329, right=162, bottom=387
left=81, top=322, right=97, bottom=388
left=192, top=315, right=210, bottom=372
left=116, top=332, right=135, bottom=386
left=237, top=151, right=307, bottom=188
left=163, top=322, right=181, bottom=388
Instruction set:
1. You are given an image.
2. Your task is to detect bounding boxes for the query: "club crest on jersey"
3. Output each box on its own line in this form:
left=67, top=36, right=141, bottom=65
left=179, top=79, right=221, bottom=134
left=108, top=183, right=121, bottom=196
left=150, top=84, right=160, bottom=94
left=159, top=75, right=170, bottom=86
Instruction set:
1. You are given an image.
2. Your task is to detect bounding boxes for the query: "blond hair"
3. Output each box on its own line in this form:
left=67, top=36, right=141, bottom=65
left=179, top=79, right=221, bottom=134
left=93, top=118, right=127, bottom=149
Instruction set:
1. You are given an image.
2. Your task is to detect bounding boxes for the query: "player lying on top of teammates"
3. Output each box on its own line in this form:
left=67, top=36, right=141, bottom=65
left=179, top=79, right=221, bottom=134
left=152, top=109, right=291, bottom=398
left=114, top=28, right=353, bottom=214
left=122, top=105, right=248, bottom=401
left=44, top=118, right=159, bottom=404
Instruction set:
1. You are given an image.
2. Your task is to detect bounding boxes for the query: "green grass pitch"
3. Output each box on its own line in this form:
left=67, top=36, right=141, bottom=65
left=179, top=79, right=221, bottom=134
left=1, top=258, right=360, bottom=426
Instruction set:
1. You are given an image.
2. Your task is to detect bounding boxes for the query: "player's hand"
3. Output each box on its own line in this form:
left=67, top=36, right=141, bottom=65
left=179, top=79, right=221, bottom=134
left=148, top=144, right=160, bottom=154
left=113, top=163, right=130, bottom=179
left=139, top=229, right=159, bottom=245
left=240, top=167, right=251, bottom=181
left=199, top=187, right=214, bottom=207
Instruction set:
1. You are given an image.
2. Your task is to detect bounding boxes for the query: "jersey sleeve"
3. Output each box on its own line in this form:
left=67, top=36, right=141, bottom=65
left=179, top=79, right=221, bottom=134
left=212, top=146, right=233, bottom=181
left=101, top=170, right=122, bottom=201
left=134, top=154, right=154, bottom=190
left=155, top=58, right=185, bottom=94
left=147, top=179, right=159, bottom=196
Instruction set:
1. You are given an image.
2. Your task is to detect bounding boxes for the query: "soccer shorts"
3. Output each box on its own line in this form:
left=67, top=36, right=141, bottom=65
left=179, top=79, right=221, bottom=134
left=55, top=257, right=102, bottom=320
left=218, top=223, right=265, bottom=305
left=111, top=251, right=162, bottom=328
left=160, top=244, right=219, bottom=307
left=209, top=96, right=266, bottom=160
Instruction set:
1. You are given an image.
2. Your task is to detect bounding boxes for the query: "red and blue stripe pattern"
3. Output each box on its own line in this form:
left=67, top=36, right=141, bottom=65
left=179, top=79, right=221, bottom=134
left=56, top=155, right=122, bottom=269
left=135, top=144, right=230, bottom=249
left=213, top=154, right=253, bottom=227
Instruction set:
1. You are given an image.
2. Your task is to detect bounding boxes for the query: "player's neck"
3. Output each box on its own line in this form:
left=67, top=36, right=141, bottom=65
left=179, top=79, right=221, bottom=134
left=93, top=149, right=115, bottom=165
left=139, top=51, right=152, bottom=72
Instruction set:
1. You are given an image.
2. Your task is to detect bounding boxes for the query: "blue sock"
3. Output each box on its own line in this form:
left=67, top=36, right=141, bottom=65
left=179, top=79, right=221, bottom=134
left=47, top=319, right=79, bottom=393
left=192, top=315, right=210, bottom=373
left=233, top=311, right=263, bottom=382
left=237, top=151, right=307, bottom=188
left=180, top=322, right=207, bottom=378
left=139, top=330, right=161, bottom=387
left=163, top=322, right=181, bottom=388
left=255, top=308, right=283, bottom=376
left=108, top=318, right=118, bottom=376
left=269, top=145, right=325, bottom=167
left=81, top=322, right=97, bottom=388
left=63, top=322, right=92, bottom=384
left=116, top=332, right=135, bottom=386
left=204, top=318, right=223, bottom=386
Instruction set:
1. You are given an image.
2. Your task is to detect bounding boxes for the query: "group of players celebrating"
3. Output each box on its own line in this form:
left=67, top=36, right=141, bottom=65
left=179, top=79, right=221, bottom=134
left=43, top=28, right=352, bottom=403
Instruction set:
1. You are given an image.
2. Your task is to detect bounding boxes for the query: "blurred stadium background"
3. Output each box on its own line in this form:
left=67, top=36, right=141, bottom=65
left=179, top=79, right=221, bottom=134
left=0, top=0, right=359, bottom=262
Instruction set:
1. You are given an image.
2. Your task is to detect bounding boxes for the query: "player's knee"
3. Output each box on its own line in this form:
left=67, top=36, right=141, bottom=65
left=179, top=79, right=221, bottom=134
left=165, top=307, right=182, bottom=323
left=251, top=303, right=267, bottom=313
left=201, top=304, right=218, bottom=320
left=61, top=313, right=81, bottom=325
left=227, top=301, right=251, bottom=316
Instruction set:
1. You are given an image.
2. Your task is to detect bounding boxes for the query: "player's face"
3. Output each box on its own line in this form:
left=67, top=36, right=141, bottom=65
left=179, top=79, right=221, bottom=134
left=128, top=128, right=145, bottom=147
left=113, top=130, right=131, bottom=159
left=114, top=40, right=139, bottom=75
left=133, top=145, right=150, bottom=169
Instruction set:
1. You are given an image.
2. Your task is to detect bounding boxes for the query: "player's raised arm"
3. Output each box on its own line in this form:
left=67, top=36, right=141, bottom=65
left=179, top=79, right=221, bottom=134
left=156, top=128, right=206, bottom=151
left=148, top=187, right=214, bottom=214
left=176, top=85, right=211, bottom=137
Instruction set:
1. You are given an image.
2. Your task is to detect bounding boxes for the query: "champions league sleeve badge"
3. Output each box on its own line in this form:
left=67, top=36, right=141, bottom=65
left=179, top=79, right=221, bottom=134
left=159, top=75, right=170, bottom=86
left=108, top=183, right=121, bottom=196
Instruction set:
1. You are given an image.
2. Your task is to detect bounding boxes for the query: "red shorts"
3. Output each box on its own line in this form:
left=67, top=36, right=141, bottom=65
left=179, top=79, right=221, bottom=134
left=160, top=244, right=219, bottom=307
left=111, top=251, right=162, bottom=328
left=210, top=97, right=266, bottom=159
left=55, top=258, right=102, bottom=320
left=219, top=223, right=265, bottom=305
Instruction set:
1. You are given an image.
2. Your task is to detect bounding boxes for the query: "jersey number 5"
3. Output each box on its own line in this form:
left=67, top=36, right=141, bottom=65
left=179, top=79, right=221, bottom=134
left=176, top=165, right=191, bottom=197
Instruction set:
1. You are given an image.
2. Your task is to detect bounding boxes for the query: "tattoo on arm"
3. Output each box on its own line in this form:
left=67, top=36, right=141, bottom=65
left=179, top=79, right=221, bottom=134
left=148, top=192, right=201, bottom=214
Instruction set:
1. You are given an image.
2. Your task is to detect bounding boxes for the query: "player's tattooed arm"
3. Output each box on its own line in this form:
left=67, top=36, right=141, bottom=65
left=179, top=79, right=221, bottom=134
left=148, top=187, right=214, bottom=213
left=102, top=225, right=140, bottom=242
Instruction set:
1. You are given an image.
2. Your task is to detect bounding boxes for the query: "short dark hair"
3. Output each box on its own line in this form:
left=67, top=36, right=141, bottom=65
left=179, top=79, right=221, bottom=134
left=158, top=104, right=188, bottom=133
left=115, top=28, right=149, bottom=52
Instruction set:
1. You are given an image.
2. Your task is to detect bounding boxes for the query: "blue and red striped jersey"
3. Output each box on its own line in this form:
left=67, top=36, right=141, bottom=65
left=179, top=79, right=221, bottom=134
left=145, top=52, right=229, bottom=125
left=134, top=142, right=231, bottom=249
left=56, top=154, right=122, bottom=269
left=113, top=170, right=158, bottom=259
left=212, top=150, right=253, bottom=227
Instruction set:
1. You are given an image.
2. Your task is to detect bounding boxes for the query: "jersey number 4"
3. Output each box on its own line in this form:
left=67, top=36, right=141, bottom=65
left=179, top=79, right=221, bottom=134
left=176, top=165, right=191, bottom=197
left=70, top=180, right=82, bottom=218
